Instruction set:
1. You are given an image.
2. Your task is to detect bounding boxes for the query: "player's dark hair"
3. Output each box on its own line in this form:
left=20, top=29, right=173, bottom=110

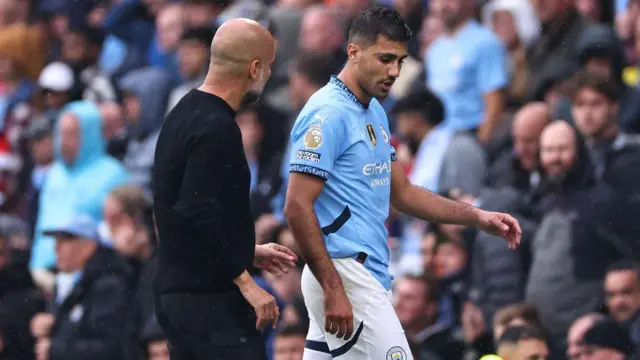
left=293, top=51, right=342, bottom=88
left=347, top=6, right=412, bottom=46
left=498, top=325, right=547, bottom=345
left=277, top=323, right=308, bottom=337
left=607, top=260, right=640, bottom=278
left=391, top=88, right=445, bottom=126
left=568, top=70, right=619, bottom=102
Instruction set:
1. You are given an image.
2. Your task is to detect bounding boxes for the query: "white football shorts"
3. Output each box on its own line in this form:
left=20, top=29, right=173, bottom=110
left=301, top=257, right=413, bottom=360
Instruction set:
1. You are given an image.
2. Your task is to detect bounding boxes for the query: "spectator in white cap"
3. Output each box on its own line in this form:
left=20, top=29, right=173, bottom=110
left=37, top=62, right=74, bottom=119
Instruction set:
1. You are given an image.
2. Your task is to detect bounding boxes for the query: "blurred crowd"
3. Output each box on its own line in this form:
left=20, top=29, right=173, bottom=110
left=0, top=0, right=637, bottom=359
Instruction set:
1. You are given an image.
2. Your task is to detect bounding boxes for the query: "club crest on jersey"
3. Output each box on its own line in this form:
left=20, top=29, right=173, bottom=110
left=380, top=125, right=389, bottom=144
left=366, top=124, right=377, bottom=146
left=386, top=346, right=407, bottom=360
left=304, top=124, right=323, bottom=150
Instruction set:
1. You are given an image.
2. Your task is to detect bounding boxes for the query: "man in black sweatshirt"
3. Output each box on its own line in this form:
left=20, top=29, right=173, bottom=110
left=152, top=18, right=297, bottom=360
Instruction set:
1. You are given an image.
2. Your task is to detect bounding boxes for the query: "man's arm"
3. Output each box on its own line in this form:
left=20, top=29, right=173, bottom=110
left=284, top=106, right=346, bottom=289
left=391, top=161, right=479, bottom=226
left=284, top=173, right=343, bottom=291
left=391, top=162, right=522, bottom=248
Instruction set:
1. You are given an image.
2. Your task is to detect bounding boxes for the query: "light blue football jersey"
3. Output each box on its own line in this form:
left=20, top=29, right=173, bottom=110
left=288, top=76, right=396, bottom=290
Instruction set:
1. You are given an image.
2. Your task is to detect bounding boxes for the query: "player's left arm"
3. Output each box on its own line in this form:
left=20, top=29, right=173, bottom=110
left=389, top=161, right=521, bottom=248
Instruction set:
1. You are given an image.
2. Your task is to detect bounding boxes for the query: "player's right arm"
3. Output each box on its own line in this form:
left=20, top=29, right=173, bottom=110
left=285, top=174, right=341, bottom=290
left=284, top=107, right=354, bottom=340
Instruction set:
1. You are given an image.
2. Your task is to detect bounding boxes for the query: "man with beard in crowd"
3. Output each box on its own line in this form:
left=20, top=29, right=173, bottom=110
left=525, top=120, right=640, bottom=355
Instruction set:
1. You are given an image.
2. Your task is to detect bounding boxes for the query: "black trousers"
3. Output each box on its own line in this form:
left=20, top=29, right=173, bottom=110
left=155, top=290, right=267, bottom=360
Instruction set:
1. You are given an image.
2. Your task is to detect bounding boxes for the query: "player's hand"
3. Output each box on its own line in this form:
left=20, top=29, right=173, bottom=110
left=254, top=243, right=298, bottom=277
left=238, top=278, right=280, bottom=329
left=323, top=287, right=354, bottom=340
left=476, top=210, right=522, bottom=249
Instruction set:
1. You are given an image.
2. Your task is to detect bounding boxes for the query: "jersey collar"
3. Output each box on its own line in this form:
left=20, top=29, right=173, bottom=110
left=329, top=76, right=369, bottom=109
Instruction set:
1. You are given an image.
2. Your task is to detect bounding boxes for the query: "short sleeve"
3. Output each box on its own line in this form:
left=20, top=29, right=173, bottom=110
left=289, top=107, right=345, bottom=181
left=390, top=145, right=397, bottom=162
left=477, top=35, right=508, bottom=93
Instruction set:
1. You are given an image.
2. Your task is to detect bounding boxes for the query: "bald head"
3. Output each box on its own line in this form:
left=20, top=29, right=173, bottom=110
left=512, top=102, right=551, bottom=171
left=540, top=120, right=577, bottom=179
left=209, top=18, right=275, bottom=74
left=540, top=120, right=576, bottom=146
left=513, top=103, right=551, bottom=135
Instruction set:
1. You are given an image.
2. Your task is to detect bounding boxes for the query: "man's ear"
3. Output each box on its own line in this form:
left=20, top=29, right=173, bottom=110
left=249, top=59, right=261, bottom=80
left=346, top=43, right=360, bottom=63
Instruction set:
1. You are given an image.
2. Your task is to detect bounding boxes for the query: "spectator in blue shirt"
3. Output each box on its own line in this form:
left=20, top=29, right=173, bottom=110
left=426, top=0, right=507, bottom=144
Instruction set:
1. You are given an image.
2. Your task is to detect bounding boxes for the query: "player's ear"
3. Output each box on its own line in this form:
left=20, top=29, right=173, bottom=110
left=346, top=43, right=360, bottom=63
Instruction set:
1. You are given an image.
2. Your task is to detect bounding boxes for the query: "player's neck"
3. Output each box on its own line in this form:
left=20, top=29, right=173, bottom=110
left=199, top=72, right=249, bottom=111
left=337, top=69, right=371, bottom=106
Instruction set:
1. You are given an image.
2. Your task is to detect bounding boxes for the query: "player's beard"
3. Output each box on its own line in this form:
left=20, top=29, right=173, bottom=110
left=240, top=89, right=261, bottom=107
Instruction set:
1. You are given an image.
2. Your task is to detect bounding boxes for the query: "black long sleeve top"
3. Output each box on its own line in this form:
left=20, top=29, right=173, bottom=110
left=152, top=90, right=255, bottom=294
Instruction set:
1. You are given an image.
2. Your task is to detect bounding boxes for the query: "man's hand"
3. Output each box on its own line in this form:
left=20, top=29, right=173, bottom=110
left=35, top=337, right=51, bottom=360
left=235, top=272, right=280, bottom=329
left=324, top=287, right=354, bottom=340
left=476, top=210, right=522, bottom=249
left=30, top=313, right=55, bottom=339
left=254, top=243, right=298, bottom=277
